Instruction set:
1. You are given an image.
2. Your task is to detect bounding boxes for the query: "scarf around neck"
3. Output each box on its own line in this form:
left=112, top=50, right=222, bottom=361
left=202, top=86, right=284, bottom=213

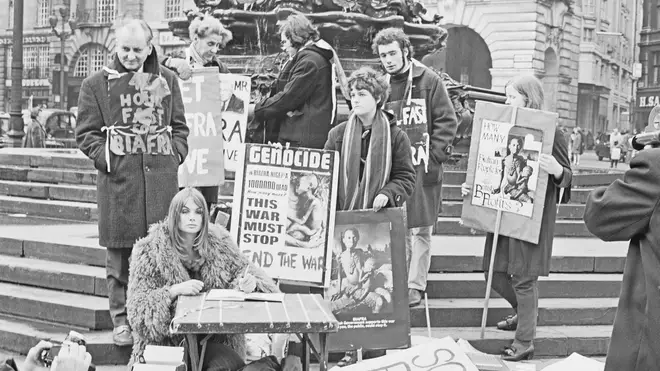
left=339, top=111, right=392, bottom=210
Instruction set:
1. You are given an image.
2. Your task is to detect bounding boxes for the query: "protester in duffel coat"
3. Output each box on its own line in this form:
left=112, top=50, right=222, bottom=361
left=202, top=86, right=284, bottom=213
left=584, top=148, right=660, bottom=371
left=461, top=75, right=572, bottom=362
left=75, top=19, right=189, bottom=346
left=253, top=13, right=348, bottom=149
left=127, top=188, right=284, bottom=370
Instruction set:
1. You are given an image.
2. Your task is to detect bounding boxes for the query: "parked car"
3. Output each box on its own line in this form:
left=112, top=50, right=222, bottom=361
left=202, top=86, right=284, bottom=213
left=39, top=109, right=77, bottom=149
left=595, top=132, right=627, bottom=162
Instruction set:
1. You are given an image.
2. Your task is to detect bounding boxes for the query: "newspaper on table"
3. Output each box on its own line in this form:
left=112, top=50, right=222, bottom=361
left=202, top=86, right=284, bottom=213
left=231, top=143, right=339, bottom=287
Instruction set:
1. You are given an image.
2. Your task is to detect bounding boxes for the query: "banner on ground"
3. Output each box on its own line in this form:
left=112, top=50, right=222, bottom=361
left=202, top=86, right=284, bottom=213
left=324, top=208, right=410, bottom=352
left=461, top=101, right=557, bottom=244
left=177, top=67, right=225, bottom=187
left=231, top=143, right=339, bottom=287
left=339, top=336, right=478, bottom=371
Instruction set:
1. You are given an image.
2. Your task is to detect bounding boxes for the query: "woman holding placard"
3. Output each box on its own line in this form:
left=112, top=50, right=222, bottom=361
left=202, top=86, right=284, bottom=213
left=461, top=75, right=572, bottom=361
left=161, top=14, right=233, bottom=211
left=324, top=66, right=416, bottom=366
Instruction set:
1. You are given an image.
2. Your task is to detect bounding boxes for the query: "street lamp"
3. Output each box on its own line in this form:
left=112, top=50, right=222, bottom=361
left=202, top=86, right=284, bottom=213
left=49, top=6, right=77, bottom=110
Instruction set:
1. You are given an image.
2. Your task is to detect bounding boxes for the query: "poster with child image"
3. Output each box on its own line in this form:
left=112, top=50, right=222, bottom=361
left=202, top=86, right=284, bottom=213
left=461, top=101, right=557, bottom=244
left=231, top=144, right=339, bottom=287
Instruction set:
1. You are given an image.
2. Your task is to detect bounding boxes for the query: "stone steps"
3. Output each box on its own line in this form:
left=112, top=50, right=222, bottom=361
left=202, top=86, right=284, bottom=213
left=0, top=180, right=96, bottom=203
left=0, top=282, right=112, bottom=330
left=0, top=315, right=130, bottom=366
left=410, top=326, right=611, bottom=357
left=435, top=217, right=594, bottom=237
left=409, top=298, right=618, bottom=327
left=0, top=165, right=97, bottom=186
left=426, top=272, right=622, bottom=299
left=0, top=195, right=97, bottom=221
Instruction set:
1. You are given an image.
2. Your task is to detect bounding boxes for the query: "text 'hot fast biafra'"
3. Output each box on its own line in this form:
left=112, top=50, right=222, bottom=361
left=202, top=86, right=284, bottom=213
left=241, top=197, right=324, bottom=272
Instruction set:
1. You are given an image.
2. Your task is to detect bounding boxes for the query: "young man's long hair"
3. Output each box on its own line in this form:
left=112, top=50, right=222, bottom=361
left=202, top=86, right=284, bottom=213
left=167, top=188, right=210, bottom=265
left=371, top=27, right=414, bottom=61
left=279, top=14, right=320, bottom=49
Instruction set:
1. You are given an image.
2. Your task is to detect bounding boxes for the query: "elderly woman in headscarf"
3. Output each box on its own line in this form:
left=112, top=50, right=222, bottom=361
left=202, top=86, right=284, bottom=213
left=22, top=107, right=46, bottom=148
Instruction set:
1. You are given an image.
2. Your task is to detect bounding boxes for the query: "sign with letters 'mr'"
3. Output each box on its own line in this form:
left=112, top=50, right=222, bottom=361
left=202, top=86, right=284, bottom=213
left=218, top=73, right=250, bottom=173
left=178, top=68, right=225, bottom=187
left=231, top=144, right=339, bottom=286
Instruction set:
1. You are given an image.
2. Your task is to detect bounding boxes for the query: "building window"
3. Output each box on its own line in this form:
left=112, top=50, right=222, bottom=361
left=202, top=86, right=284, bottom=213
left=96, top=0, right=116, bottom=24
left=601, top=0, right=608, bottom=22
left=37, top=0, right=51, bottom=27
left=583, top=0, right=595, bottom=15
left=654, top=52, right=660, bottom=86
left=8, top=46, right=50, bottom=79
left=74, top=44, right=110, bottom=77
left=8, top=0, right=13, bottom=29
left=583, top=28, right=594, bottom=42
left=165, top=0, right=183, bottom=19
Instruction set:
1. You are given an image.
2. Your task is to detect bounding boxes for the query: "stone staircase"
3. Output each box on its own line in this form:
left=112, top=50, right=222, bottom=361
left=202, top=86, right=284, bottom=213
left=0, top=148, right=625, bottom=365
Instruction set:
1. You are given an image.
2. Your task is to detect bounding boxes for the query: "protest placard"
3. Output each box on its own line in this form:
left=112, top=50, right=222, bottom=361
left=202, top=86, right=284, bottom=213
left=339, top=336, right=478, bottom=371
left=461, top=101, right=557, bottom=244
left=324, top=208, right=410, bottom=352
left=107, top=72, right=175, bottom=158
left=177, top=67, right=225, bottom=187
left=218, top=73, right=250, bottom=173
left=231, top=144, right=339, bottom=286
left=384, top=98, right=430, bottom=172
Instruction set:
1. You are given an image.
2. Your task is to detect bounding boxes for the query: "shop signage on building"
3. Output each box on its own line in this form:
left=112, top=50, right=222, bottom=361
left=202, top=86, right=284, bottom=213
left=5, top=79, right=50, bottom=87
left=158, top=31, right=187, bottom=46
left=638, top=95, right=660, bottom=108
left=0, top=35, right=50, bottom=45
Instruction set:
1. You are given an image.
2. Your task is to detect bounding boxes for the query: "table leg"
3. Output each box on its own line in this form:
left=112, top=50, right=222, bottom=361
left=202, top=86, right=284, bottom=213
left=319, top=333, right=328, bottom=371
left=186, top=335, right=200, bottom=371
left=301, top=334, right=310, bottom=371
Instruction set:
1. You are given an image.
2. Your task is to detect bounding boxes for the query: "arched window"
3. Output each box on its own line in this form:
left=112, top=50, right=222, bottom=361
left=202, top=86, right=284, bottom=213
left=73, top=44, right=111, bottom=77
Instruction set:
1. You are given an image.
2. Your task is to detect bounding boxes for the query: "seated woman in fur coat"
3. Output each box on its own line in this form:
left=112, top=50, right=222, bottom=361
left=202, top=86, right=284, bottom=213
left=127, top=187, right=297, bottom=370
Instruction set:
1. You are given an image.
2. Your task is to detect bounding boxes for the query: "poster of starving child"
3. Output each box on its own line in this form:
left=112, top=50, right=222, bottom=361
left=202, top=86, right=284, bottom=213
left=231, top=144, right=339, bottom=287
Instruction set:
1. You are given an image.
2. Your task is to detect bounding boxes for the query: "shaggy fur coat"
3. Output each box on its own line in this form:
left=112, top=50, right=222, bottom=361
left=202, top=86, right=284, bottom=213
left=126, top=220, right=280, bottom=362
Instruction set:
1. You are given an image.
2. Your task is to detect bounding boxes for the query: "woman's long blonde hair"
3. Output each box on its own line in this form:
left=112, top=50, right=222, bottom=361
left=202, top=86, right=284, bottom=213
left=505, top=75, right=545, bottom=110
left=167, top=188, right=210, bottom=263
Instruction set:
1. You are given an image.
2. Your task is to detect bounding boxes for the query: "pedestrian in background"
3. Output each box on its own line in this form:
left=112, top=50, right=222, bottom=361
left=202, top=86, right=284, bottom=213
left=22, top=107, right=46, bottom=148
left=461, top=74, right=572, bottom=361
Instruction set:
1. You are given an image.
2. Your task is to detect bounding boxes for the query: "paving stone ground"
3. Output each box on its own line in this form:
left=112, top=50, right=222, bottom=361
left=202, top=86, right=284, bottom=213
left=0, top=348, right=606, bottom=371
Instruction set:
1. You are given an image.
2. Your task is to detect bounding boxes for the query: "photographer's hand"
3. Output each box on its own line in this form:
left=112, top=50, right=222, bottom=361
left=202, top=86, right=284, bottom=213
left=51, top=342, right=92, bottom=371
left=23, top=340, right=53, bottom=371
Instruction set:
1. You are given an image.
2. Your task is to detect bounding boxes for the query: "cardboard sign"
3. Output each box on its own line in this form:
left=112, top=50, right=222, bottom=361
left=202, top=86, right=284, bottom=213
left=385, top=98, right=430, bottom=171
left=339, top=336, right=478, bottom=371
left=218, top=73, right=250, bottom=173
left=231, top=144, right=339, bottom=286
left=178, top=67, right=225, bottom=187
left=461, top=101, right=557, bottom=244
left=325, top=208, right=410, bottom=352
left=107, top=72, right=174, bottom=157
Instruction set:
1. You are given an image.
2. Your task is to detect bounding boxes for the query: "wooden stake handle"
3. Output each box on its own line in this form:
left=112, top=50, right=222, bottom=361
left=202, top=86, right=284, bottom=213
left=480, top=209, right=503, bottom=339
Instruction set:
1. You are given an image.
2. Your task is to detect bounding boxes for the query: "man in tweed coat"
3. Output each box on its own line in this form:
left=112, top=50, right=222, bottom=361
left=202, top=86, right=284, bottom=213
left=75, top=19, right=189, bottom=346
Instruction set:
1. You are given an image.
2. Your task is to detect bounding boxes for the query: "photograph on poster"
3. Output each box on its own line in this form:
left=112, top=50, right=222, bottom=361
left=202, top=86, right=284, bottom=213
left=327, top=222, right=394, bottom=315
left=472, top=120, right=544, bottom=218
left=285, top=172, right=331, bottom=249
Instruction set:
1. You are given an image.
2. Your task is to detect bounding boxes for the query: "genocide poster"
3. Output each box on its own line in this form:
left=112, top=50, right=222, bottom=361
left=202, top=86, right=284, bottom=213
left=461, top=101, right=557, bottom=244
left=177, top=67, right=225, bottom=187
left=218, top=73, right=250, bottom=173
left=231, top=144, right=339, bottom=286
left=324, top=208, right=410, bottom=352
left=339, top=337, right=478, bottom=371
left=107, top=72, right=175, bottom=158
